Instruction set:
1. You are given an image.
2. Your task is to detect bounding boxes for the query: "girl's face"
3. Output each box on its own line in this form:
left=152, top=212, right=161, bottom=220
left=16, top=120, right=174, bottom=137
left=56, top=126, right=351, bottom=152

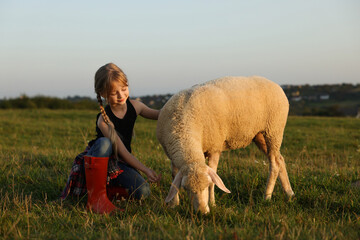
left=107, top=81, right=129, bottom=106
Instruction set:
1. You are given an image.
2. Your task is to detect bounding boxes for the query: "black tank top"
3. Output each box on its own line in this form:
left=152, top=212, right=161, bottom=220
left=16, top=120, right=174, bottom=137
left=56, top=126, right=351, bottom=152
left=95, top=99, right=137, bottom=153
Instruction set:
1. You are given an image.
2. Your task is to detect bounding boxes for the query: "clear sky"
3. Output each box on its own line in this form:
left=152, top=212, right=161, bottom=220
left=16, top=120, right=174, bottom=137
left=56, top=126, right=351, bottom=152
left=1, top=0, right=359, bottom=98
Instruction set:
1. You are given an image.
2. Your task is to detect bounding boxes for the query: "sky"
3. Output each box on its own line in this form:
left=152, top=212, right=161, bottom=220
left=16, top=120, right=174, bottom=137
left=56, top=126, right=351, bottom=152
left=0, top=0, right=359, bottom=98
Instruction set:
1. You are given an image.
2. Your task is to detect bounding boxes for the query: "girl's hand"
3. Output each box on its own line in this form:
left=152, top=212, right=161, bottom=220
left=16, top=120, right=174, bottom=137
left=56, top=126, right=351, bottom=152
left=145, top=168, right=161, bottom=183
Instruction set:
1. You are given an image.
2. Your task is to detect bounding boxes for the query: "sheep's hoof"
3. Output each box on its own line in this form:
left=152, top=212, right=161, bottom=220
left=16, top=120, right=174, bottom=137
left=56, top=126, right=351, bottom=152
left=287, top=190, right=295, bottom=198
left=287, top=191, right=295, bottom=201
left=264, top=194, right=272, bottom=201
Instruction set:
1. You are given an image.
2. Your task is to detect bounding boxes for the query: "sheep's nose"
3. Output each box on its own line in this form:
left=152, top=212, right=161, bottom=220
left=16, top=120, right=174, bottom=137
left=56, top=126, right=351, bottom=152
left=198, top=205, right=210, bottom=214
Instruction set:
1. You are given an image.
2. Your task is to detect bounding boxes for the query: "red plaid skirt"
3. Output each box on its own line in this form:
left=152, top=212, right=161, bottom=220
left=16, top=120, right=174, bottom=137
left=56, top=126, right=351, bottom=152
left=60, top=145, right=123, bottom=200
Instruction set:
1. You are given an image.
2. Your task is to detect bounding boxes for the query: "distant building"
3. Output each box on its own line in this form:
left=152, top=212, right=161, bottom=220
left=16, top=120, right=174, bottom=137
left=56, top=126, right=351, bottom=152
left=291, top=96, right=302, bottom=102
left=320, top=95, right=330, bottom=100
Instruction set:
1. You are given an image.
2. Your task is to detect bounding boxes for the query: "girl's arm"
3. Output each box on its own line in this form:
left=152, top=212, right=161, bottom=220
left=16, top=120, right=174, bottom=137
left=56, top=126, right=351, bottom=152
left=130, top=99, right=160, bottom=120
left=97, top=115, right=160, bottom=182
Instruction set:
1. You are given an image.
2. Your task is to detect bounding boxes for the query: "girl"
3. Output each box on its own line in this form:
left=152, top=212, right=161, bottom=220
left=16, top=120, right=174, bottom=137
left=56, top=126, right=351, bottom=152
left=61, top=63, right=161, bottom=214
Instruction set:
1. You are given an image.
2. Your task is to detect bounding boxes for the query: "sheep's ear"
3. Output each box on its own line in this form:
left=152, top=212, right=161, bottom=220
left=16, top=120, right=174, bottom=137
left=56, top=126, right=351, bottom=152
left=165, top=171, right=183, bottom=203
left=207, top=166, right=231, bottom=193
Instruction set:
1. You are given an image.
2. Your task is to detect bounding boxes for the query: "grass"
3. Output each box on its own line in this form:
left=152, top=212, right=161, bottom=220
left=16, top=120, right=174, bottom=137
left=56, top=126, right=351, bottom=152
left=0, top=109, right=359, bottom=239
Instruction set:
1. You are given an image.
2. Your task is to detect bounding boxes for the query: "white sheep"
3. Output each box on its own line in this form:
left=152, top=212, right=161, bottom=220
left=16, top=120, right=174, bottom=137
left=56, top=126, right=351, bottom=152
left=156, top=76, right=295, bottom=214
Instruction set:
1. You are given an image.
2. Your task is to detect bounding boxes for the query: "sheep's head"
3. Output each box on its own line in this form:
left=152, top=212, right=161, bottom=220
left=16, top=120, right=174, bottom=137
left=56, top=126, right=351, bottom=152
left=165, top=163, right=230, bottom=214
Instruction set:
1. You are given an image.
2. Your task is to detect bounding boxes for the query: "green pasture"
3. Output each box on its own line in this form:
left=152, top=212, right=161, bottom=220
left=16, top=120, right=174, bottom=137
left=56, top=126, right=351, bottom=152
left=0, top=109, right=359, bottom=239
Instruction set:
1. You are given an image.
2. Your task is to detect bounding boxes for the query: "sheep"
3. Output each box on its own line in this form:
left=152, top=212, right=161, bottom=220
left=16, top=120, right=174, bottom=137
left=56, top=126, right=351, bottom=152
left=156, top=76, right=295, bottom=214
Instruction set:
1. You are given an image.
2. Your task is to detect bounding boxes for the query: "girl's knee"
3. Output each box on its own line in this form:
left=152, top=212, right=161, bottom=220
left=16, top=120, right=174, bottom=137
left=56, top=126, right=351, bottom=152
left=133, top=182, right=151, bottom=200
left=90, top=137, right=112, bottom=157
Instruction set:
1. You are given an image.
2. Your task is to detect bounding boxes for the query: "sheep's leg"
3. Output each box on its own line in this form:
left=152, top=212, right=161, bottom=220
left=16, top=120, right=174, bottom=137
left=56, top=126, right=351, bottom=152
left=170, top=163, right=180, bottom=207
left=208, top=152, right=220, bottom=206
left=265, top=154, right=280, bottom=200
left=253, top=132, right=286, bottom=200
left=265, top=151, right=295, bottom=200
left=265, top=144, right=281, bottom=200
left=278, top=154, right=295, bottom=198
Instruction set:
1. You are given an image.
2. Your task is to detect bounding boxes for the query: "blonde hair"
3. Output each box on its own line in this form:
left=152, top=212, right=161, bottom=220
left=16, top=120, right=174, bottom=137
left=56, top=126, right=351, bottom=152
left=94, top=63, right=128, bottom=158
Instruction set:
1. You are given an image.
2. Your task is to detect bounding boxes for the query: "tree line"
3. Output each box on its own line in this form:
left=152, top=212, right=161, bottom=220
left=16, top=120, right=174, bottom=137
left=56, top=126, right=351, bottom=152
left=0, top=95, right=98, bottom=110
left=1, top=82, right=360, bottom=117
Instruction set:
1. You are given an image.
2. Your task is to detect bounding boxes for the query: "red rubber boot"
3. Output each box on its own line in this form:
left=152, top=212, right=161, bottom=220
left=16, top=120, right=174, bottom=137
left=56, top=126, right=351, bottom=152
left=84, top=156, right=123, bottom=214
